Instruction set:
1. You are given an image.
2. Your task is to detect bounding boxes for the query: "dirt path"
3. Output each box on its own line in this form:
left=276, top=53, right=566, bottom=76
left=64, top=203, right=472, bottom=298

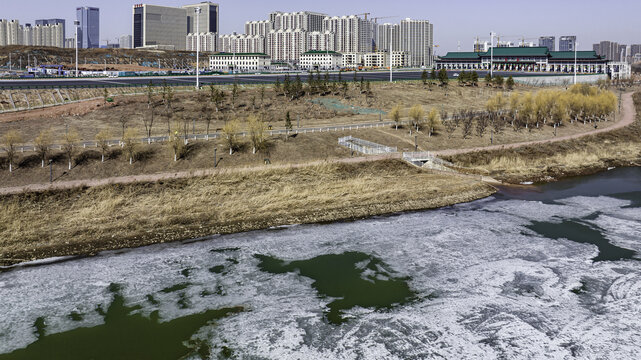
left=434, top=91, right=637, bottom=157
left=0, top=92, right=636, bottom=195
left=0, top=153, right=401, bottom=195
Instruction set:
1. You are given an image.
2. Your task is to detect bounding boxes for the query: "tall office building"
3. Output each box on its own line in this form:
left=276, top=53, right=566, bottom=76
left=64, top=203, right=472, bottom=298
left=183, top=2, right=219, bottom=34
left=35, top=19, right=66, bottom=40
left=539, top=36, right=555, bottom=51
left=76, top=7, right=100, bottom=48
left=119, top=34, right=132, bottom=49
left=559, top=36, right=576, bottom=51
left=133, top=4, right=188, bottom=50
left=631, top=44, right=641, bottom=58
left=399, top=18, right=433, bottom=67
left=376, top=23, right=400, bottom=52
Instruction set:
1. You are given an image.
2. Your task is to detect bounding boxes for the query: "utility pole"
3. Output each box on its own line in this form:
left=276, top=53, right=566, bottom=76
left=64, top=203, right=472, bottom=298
left=74, top=20, right=80, bottom=77
left=195, top=6, right=202, bottom=89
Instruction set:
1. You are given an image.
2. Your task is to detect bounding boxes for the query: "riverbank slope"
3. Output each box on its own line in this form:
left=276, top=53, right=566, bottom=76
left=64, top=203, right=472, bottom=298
left=0, top=160, right=496, bottom=266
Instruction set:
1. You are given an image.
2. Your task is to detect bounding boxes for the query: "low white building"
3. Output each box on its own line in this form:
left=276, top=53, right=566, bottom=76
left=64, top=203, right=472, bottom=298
left=362, top=51, right=410, bottom=68
left=299, top=50, right=342, bottom=70
left=209, top=52, right=271, bottom=73
left=342, top=53, right=362, bottom=68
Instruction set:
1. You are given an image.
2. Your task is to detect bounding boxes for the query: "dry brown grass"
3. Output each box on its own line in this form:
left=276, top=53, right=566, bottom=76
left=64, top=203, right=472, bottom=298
left=0, top=81, right=510, bottom=144
left=0, top=159, right=495, bottom=265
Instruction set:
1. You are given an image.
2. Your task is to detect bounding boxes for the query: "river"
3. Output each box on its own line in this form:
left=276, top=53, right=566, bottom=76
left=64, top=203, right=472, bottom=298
left=1, top=168, right=640, bottom=359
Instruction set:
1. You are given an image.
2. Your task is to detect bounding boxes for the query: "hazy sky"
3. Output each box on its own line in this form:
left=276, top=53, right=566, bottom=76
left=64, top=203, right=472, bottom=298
left=5, top=0, right=641, bottom=53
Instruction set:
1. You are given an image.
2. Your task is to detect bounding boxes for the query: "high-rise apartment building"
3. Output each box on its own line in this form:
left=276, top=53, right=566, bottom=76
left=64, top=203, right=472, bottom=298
left=119, top=34, right=133, bottom=49
left=266, top=29, right=307, bottom=61
left=631, top=44, right=641, bottom=58
left=245, top=20, right=271, bottom=37
left=559, top=36, right=576, bottom=51
left=593, top=41, right=627, bottom=61
left=539, top=36, right=555, bottom=51
left=35, top=19, right=66, bottom=40
left=76, top=7, right=100, bottom=48
left=183, top=2, right=219, bottom=34
left=376, top=23, right=400, bottom=52
left=323, top=15, right=373, bottom=54
left=32, top=23, right=64, bottom=47
left=0, top=20, right=23, bottom=46
left=399, top=18, right=433, bottom=67
left=269, top=11, right=325, bottom=32
left=187, top=32, right=218, bottom=52
left=306, top=31, right=334, bottom=51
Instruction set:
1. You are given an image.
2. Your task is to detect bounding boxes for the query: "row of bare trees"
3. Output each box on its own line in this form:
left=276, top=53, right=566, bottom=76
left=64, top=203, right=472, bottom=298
left=437, top=84, right=619, bottom=140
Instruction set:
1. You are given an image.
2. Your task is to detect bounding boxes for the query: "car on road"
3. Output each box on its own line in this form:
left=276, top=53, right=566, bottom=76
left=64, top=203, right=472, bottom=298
left=453, top=73, right=459, bottom=77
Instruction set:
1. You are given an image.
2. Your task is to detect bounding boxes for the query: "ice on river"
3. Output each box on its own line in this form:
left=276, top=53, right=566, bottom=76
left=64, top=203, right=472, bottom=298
left=1, top=193, right=640, bottom=359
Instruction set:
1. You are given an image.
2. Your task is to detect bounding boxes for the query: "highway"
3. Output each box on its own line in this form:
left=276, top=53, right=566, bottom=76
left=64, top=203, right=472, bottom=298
left=0, top=70, right=542, bottom=89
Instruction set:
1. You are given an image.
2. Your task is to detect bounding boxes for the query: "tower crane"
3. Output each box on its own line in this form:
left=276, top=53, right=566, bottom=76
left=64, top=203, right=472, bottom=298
left=370, top=16, right=398, bottom=23
left=356, top=13, right=371, bottom=20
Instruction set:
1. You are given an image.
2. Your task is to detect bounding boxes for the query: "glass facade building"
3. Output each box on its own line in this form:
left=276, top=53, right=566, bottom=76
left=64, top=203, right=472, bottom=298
left=76, top=7, right=99, bottom=48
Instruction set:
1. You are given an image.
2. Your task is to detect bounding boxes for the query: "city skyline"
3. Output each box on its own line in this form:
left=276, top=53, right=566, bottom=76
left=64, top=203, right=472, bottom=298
left=0, top=0, right=639, bottom=53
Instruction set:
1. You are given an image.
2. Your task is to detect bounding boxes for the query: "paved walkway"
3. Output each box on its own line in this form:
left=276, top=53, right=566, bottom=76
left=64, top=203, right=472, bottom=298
left=0, top=92, right=636, bottom=195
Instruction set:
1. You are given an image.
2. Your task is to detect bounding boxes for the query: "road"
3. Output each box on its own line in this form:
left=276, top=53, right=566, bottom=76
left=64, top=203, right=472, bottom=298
left=0, top=70, right=546, bottom=90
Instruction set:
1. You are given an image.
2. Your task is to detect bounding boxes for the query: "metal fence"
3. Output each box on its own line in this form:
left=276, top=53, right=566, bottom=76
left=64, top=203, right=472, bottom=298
left=338, top=136, right=397, bottom=155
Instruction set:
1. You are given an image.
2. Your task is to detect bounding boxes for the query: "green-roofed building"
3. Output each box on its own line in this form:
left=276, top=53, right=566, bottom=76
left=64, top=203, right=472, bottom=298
left=436, top=47, right=610, bottom=74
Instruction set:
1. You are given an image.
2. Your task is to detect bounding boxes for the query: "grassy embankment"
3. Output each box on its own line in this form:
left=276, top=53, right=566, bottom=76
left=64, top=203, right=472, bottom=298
left=444, top=92, right=641, bottom=183
left=0, top=159, right=495, bottom=266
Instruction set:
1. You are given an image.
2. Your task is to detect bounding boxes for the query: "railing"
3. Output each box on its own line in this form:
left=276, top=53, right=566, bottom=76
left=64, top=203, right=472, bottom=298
left=338, top=135, right=397, bottom=155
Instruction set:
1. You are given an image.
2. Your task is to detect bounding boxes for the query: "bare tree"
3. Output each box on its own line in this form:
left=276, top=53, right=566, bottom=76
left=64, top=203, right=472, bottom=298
left=390, top=105, right=402, bottom=130
left=62, top=128, right=80, bottom=170
left=408, top=105, right=425, bottom=131
left=222, top=119, right=240, bottom=155
left=2, top=130, right=22, bottom=172
left=118, top=115, right=129, bottom=140
left=34, top=129, right=53, bottom=168
left=461, top=112, right=474, bottom=139
left=122, top=128, right=138, bottom=165
left=95, top=129, right=112, bottom=162
left=475, top=114, right=489, bottom=138
left=143, top=104, right=156, bottom=144
left=248, top=115, right=266, bottom=154
left=169, top=121, right=185, bottom=161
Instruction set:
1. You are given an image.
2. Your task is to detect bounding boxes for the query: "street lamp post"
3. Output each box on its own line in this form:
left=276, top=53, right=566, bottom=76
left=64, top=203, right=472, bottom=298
left=74, top=20, right=80, bottom=77
left=195, top=7, right=201, bottom=89
left=389, top=26, right=393, bottom=83
left=574, top=42, right=579, bottom=85
left=490, top=32, right=495, bottom=78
